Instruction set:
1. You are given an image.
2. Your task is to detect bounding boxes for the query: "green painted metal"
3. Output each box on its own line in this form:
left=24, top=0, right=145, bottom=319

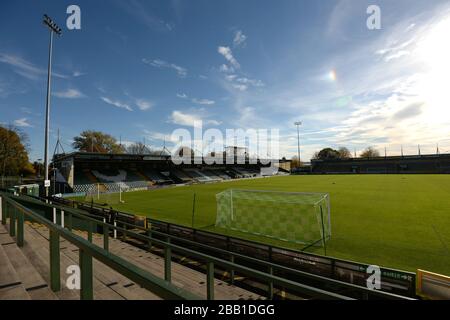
left=67, top=212, right=72, bottom=231
left=88, top=221, right=93, bottom=243
left=147, top=228, right=152, bottom=251
left=9, top=205, right=16, bottom=237
left=103, top=225, right=109, bottom=251
left=268, top=266, right=274, bottom=299
left=2, top=196, right=8, bottom=225
left=16, top=209, right=24, bottom=247
left=4, top=193, right=417, bottom=300
left=206, top=262, right=215, bottom=300
left=230, top=255, right=235, bottom=285
left=122, top=222, right=127, bottom=241
left=1, top=193, right=199, bottom=300
left=164, top=237, right=172, bottom=282
left=49, top=229, right=61, bottom=292
left=79, top=248, right=94, bottom=300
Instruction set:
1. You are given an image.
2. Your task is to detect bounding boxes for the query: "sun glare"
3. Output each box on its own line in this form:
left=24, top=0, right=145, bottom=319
left=328, top=69, right=337, bottom=81
left=416, top=16, right=450, bottom=121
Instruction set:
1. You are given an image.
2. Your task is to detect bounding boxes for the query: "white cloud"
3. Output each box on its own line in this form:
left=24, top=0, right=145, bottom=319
left=233, top=30, right=247, bottom=47
left=73, top=71, right=86, bottom=77
left=53, top=88, right=85, bottom=99
left=169, top=110, right=220, bottom=127
left=236, top=77, right=264, bottom=87
left=232, top=84, right=248, bottom=91
left=217, top=46, right=240, bottom=69
left=219, top=64, right=234, bottom=73
left=176, top=93, right=215, bottom=105
left=143, top=130, right=176, bottom=143
left=101, top=96, right=133, bottom=111
left=14, top=118, right=32, bottom=127
left=192, top=98, right=215, bottom=105
left=0, top=52, right=68, bottom=80
left=135, top=98, right=153, bottom=111
left=142, top=58, right=187, bottom=77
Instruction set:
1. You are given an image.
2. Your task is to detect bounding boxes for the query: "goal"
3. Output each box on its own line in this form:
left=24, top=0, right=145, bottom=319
left=215, top=189, right=331, bottom=247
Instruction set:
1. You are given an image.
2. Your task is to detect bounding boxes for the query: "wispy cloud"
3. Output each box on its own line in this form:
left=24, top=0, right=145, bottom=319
left=175, top=93, right=215, bottom=105
left=53, top=88, right=85, bottom=99
left=233, top=30, right=247, bottom=47
left=192, top=98, right=215, bottom=105
left=135, top=98, right=153, bottom=111
left=217, top=46, right=240, bottom=69
left=101, top=96, right=133, bottom=111
left=14, top=118, right=32, bottom=127
left=0, top=52, right=68, bottom=80
left=142, top=58, right=187, bottom=77
left=115, top=0, right=174, bottom=32
left=169, top=110, right=220, bottom=127
left=72, top=71, right=86, bottom=77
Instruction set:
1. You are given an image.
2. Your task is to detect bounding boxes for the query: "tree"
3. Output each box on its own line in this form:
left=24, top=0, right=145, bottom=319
left=72, top=130, right=125, bottom=154
left=360, top=146, right=380, bottom=158
left=290, top=156, right=303, bottom=168
left=126, top=142, right=151, bottom=154
left=33, top=161, right=44, bottom=178
left=338, top=147, right=352, bottom=159
left=316, top=148, right=340, bottom=160
left=0, top=125, right=34, bottom=176
left=311, top=151, right=320, bottom=160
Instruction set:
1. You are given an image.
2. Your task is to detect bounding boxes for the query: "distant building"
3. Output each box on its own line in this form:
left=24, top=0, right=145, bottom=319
left=311, top=153, right=450, bottom=174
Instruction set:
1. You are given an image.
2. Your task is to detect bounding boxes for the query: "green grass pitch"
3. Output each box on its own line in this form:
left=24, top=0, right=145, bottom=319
left=77, top=174, right=450, bottom=276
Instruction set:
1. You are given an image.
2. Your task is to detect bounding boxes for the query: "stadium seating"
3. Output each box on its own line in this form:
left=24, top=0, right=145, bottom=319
left=139, top=168, right=173, bottom=184
left=169, top=168, right=193, bottom=183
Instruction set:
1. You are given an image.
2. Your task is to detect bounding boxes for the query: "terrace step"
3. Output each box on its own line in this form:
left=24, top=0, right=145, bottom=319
left=70, top=229, right=264, bottom=300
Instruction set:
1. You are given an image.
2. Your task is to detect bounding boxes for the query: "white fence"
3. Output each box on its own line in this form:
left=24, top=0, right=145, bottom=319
left=73, top=181, right=150, bottom=195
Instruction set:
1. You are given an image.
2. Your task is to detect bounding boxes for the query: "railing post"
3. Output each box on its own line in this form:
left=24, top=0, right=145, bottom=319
left=88, top=221, right=93, bottom=243
left=0, top=196, right=3, bottom=224
left=113, top=221, right=117, bottom=239
left=147, top=228, right=152, bottom=251
left=49, top=229, right=61, bottom=292
left=103, top=224, right=109, bottom=251
left=9, top=205, right=16, bottom=237
left=268, top=266, right=274, bottom=299
left=206, top=262, right=215, bottom=300
left=122, top=222, right=126, bottom=241
left=1, top=199, right=6, bottom=226
left=230, top=254, right=235, bottom=285
left=61, top=210, right=64, bottom=228
left=79, top=248, right=93, bottom=300
left=53, top=207, right=56, bottom=224
left=16, top=209, right=24, bottom=247
left=164, top=237, right=171, bottom=282
left=67, top=212, right=72, bottom=231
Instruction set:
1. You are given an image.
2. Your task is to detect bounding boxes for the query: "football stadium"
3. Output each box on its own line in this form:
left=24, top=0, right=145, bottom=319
left=1, top=0, right=450, bottom=306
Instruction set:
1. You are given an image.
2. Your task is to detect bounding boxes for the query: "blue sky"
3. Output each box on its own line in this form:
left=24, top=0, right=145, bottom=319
left=1, top=0, right=450, bottom=161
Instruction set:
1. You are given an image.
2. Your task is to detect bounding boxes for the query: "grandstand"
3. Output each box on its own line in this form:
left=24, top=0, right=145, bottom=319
left=311, top=153, right=450, bottom=174
left=52, top=152, right=279, bottom=194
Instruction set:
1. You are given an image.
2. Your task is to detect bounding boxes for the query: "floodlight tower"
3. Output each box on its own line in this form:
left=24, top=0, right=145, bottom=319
left=294, top=121, right=302, bottom=165
left=42, top=14, right=62, bottom=197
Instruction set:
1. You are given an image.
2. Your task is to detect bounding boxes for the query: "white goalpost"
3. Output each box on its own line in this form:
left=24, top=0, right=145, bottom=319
left=215, top=189, right=331, bottom=248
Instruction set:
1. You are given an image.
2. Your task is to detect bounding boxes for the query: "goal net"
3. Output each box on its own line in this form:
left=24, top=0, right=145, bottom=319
left=215, top=189, right=331, bottom=246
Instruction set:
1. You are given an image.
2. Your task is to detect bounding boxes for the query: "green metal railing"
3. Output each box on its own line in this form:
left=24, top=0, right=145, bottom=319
left=34, top=196, right=414, bottom=300
left=0, top=193, right=199, bottom=300
left=0, top=193, right=358, bottom=300
left=3, top=193, right=416, bottom=300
